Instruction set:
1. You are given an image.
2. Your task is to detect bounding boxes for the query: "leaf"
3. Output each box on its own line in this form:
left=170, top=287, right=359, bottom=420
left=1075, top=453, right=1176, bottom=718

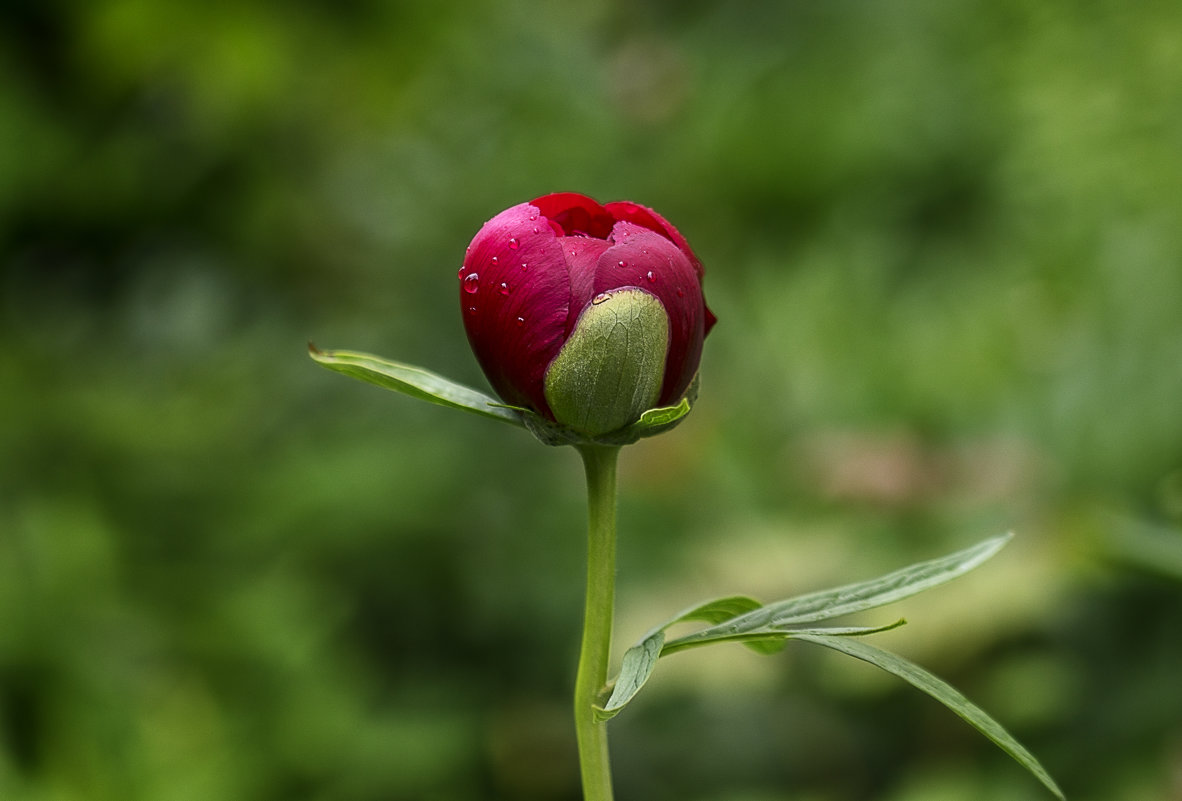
left=598, top=536, right=1012, bottom=720
left=664, top=534, right=1011, bottom=652
left=597, top=632, right=663, bottom=722
left=598, top=615, right=905, bottom=722
left=309, top=346, right=524, bottom=427
left=794, top=633, right=1065, bottom=800
left=596, top=596, right=765, bottom=721
left=664, top=619, right=907, bottom=656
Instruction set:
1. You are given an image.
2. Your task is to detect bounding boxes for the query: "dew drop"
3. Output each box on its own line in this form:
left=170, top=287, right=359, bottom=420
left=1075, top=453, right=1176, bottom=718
left=457, top=266, right=465, bottom=278
left=463, top=273, right=480, bottom=294
left=515, top=316, right=525, bottom=327
left=646, top=270, right=656, bottom=282
left=532, top=226, right=540, bottom=234
left=466, top=306, right=476, bottom=315
left=617, top=260, right=627, bottom=268
left=491, top=255, right=499, bottom=265
left=508, top=237, right=519, bottom=249
left=498, top=281, right=511, bottom=295
left=528, top=208, right=540, bottom=221
left=592, top=292, right=611, bottom=305
left=519, top=262, right=528, bottom=270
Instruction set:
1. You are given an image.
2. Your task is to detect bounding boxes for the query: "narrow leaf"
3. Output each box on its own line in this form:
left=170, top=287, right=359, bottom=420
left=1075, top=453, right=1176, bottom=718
left=598, top=618, right=906, bottom=722
left=663, top=619, right=907, bottom=656
left=667, top=534, right=1011, bottom=651
left=596, top=596, right=766, bottom=721
left=309, top=346, right=523, bottom=427
left=794, top=633, right=1064, bottom=799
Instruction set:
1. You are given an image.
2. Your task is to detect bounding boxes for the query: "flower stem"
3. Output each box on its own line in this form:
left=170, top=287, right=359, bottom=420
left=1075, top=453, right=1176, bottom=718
left=574, top=444, right=621, bottom=801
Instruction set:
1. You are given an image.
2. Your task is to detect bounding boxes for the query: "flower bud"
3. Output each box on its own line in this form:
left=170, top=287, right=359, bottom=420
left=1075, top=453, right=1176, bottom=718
left=459, top=192, right=715, bottom=439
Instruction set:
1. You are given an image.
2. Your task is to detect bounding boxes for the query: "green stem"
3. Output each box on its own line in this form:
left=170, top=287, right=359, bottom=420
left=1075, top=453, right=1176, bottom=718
left=574, top=444, right=621, bottom=801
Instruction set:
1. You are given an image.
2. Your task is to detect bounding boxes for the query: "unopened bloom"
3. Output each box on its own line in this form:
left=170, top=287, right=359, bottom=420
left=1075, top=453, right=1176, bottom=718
left=459, top=192, right=715, bottom=438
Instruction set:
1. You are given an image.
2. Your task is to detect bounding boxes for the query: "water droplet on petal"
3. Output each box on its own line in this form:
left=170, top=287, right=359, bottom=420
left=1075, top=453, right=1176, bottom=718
left=499, top=282, right=511, bottom=295
left=508, top=237, right=519, bottom=249
left=466, top=306, right=476, bottom=315
left=520, top=262, right=528, bottom=270
left=528, top=208, right=540, bottom=221
left=532, top=226, right=540, bottom=234
left=592, top=292, right=611, bottom=305
left=646, top=270, right=655, bottom=283
left=617, top=260, right=627, bottom=268
left=491, top=255, right=499, bottom=265
left=463, top=273, right=480, bottom=294
left=515, top=316, right=525, bottom=327
left=457, top=266, right=465, bottom=278
left=676, top=287, right=685, bottom=297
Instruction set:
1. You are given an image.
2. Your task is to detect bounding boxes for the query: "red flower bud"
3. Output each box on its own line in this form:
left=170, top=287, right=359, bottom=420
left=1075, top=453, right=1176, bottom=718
left=459, top=193, right=716, bottom=436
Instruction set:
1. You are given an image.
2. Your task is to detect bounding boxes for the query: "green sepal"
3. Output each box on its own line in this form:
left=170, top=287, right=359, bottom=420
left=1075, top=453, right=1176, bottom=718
left=543, top=288, right=670, bottom=437
left=308, top=345, right=525, bottom=427
left=518, top=394, right=694, bottom=448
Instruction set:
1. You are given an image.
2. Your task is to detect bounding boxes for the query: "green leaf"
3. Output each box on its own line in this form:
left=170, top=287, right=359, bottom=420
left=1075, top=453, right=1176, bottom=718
left=598, top=614, right=905, bottom=722
left=308, top=346, right=524, bottom=427
left=596, top=596, right=766, bottom=721
left=598, top=536, right=1012, bottom=721
left=793, top=633, right=1065, bottom=799
left=597, top=631, right=663, bottom=722
left=665, top=534, right=1011, bottom=652
left=663, top=618, right=906, bottom=656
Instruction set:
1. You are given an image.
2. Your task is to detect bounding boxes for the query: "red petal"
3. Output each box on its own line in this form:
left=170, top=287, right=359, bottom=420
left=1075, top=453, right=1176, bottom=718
left=559, top=235, right=613, bottom=337
left=593, top=222, right=708, bottom=405
left=531, top=193, right=615, bottom=238
left=460, top=202, right=571, bottom=416
left=604, top=200, right=705, bottom=280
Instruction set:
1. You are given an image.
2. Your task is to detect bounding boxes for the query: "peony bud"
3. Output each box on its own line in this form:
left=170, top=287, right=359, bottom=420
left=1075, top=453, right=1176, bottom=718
left=459, top=192, right=716, bottom=440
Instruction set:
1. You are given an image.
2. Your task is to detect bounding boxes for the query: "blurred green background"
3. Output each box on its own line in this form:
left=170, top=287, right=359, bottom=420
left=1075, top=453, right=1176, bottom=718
left=3, top=0, right=1182, bottom=799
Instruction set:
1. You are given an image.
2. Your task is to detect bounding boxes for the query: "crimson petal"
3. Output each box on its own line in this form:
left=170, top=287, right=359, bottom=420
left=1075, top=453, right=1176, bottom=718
left=460, top=202, right=570, bottom=416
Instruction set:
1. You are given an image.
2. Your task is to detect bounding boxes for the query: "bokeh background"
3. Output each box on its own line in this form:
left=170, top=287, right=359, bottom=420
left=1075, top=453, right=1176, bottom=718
left=3, top=1, right=1182, bottom=799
